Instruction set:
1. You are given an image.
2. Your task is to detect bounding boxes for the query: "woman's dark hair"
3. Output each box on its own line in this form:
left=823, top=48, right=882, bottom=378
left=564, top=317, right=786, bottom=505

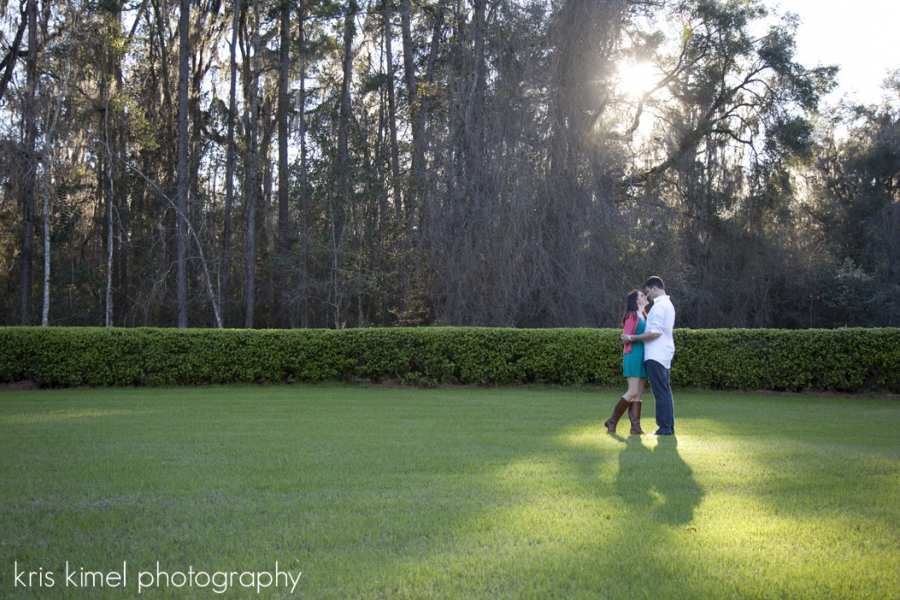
left=621, top=290, right=646, bottom=325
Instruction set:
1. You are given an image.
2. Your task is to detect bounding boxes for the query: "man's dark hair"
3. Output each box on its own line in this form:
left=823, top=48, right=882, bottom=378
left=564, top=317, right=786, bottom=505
left=644, top=276, right=665, bottom=290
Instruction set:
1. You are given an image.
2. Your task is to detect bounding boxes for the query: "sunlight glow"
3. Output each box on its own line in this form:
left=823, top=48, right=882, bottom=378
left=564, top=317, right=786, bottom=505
left=617, top=61, right=658, bottom=98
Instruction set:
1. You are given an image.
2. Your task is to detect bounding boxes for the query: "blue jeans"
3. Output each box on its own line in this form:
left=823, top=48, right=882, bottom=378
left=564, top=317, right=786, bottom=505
left=645, top=359, right=674, bottom=435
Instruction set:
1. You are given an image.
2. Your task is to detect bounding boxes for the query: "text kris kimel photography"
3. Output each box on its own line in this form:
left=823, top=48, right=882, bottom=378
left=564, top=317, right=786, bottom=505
left=13, top=561, right=303, bottom=594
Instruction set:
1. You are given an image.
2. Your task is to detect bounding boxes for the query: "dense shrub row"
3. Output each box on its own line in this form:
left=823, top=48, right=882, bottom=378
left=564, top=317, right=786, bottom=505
left=1, top=327, right=897, bottom=392
left=672, top=328, right=900, bottom=393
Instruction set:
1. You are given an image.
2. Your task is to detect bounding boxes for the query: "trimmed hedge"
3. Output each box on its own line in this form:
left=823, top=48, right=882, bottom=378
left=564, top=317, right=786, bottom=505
left=0, top=327, right=898, bottom=392
left=671, top=328, right=900, bottom=393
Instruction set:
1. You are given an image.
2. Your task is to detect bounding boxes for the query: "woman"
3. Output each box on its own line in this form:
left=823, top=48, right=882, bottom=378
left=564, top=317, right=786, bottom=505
left=605, top=290, right=649, bottom=434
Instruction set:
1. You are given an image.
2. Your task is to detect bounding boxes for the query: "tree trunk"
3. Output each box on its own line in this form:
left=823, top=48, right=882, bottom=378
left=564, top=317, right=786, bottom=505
left=41, top=21, right=69, bottom=326
left=276, top=0, right=291, bottom=328
left=275, top=0, right=291, bottom=329
left=244, top=0, right=261, bottom=328
left=19, top=0, right=38, bottom=325
left=96, top=90, right=113, bottom=330
left=384, top=0, right=404, bottom=321
left=176, top=0, right=191, bottom=327
left=331, top=0, right=356, bottom=328
left=107, top=8, right=127, bottom=327
left=41, top=154, right=51, bottom=326
left=40, top=157, right=50, bottom=325
left=105, top=109, right=115, bottom=327
left=297, top=0, right=309, bottom=327
left=397, top=0, right=416, bottom=324
left=222, top=0, right=241, bottom=328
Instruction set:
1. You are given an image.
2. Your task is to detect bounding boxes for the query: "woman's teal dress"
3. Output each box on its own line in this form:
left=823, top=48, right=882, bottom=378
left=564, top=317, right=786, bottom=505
left=623, top=317, right=647, bottom=378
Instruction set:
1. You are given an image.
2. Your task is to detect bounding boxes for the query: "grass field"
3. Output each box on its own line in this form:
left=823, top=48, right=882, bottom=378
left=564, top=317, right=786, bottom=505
left=1, top=384, right=898, bottom=599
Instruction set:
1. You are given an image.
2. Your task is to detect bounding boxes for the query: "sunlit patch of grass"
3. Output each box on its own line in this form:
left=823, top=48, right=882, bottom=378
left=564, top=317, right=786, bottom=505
left=0, top=385, right=898, bottom=598
left=0, top=408, right=157, bottom=425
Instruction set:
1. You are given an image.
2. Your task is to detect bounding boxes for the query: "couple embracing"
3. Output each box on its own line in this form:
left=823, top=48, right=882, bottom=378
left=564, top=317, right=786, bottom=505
left=604, top=276, right=676, bottom=437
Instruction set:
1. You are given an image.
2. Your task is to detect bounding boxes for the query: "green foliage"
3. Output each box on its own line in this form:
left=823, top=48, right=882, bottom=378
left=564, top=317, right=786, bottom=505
left=673, top=328, right=900, bottom=392
left=1, top=326, right=898, bottom=392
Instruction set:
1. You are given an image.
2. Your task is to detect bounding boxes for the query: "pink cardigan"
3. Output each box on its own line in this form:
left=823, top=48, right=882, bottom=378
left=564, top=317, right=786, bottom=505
left=622, top=314, right=639, bottom=354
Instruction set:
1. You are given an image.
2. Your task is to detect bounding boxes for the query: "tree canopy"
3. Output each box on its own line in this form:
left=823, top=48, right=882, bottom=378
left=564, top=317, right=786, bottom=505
left=0, top=0, right=897, bottom=328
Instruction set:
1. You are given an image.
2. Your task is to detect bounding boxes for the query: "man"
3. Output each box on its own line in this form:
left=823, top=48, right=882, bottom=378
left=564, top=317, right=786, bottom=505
left=620, top=276, right=676, bottom=435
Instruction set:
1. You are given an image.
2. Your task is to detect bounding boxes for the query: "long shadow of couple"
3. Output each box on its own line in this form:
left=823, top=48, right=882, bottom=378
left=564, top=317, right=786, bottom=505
left=614, top=436, right=704, bottom=526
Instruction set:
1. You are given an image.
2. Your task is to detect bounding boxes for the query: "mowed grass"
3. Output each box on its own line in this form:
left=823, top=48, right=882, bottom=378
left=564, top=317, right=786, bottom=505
left=1, top=385, right=898, bottom=599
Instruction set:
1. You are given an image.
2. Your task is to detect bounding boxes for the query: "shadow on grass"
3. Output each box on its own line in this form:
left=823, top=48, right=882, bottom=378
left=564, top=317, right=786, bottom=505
left=614, top=436, right=704, bottom=527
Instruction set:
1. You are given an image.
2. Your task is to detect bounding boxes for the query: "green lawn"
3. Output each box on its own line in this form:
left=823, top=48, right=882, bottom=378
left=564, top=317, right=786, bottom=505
left=1, top=385, right=898, bottom=599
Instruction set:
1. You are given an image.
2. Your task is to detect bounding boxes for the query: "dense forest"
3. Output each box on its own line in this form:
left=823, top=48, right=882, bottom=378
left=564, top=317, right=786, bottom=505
left=0, top=0, right=897, bottom=329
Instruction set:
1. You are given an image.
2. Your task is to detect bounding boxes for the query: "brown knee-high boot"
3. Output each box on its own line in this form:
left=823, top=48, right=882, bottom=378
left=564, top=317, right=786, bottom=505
left=628, top=401, right=644, bottom=435
left=605, top=398, right=630, bottom=433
